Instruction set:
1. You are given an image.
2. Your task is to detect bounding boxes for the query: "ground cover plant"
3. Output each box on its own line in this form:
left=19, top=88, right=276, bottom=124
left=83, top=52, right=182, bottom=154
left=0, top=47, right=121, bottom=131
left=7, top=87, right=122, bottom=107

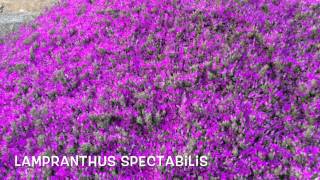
left=0, top=0, right=319, bottom=179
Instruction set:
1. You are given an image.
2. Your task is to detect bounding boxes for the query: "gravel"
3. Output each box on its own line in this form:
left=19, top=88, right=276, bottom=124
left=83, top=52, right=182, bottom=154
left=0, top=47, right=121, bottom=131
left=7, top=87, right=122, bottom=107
left=0, top=13, right=37, bottom=37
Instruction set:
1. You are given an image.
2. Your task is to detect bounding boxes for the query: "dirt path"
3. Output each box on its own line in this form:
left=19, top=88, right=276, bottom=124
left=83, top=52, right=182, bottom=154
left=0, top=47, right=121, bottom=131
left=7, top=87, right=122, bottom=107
left=0, top=0, right=57, bottom=13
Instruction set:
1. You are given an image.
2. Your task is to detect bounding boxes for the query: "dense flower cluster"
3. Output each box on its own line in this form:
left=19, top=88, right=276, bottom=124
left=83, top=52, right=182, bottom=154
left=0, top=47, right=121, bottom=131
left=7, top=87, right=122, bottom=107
left=0, top=0, right=319, bottom=178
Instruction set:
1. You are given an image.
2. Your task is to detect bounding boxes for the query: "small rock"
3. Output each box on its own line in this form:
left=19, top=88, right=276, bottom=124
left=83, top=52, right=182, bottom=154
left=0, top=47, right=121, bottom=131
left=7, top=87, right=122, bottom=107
left=0, top=4, right=4, bottom=13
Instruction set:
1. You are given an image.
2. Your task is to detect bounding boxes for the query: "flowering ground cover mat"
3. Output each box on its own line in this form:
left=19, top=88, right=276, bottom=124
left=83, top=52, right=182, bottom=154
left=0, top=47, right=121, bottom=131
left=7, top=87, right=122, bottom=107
left=0, top=0, right=319, bottom=179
